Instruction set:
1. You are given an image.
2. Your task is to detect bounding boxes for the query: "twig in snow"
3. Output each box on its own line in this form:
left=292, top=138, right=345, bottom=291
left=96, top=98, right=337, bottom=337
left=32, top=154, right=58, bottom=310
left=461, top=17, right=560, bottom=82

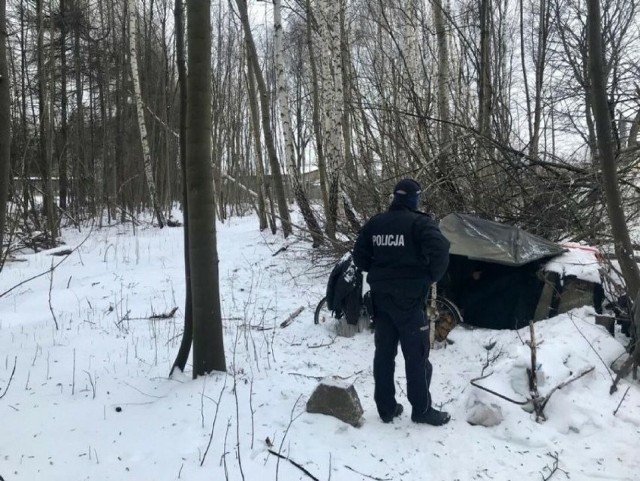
left=201, top=375, right=228, bottom=466
left=280, top=306, right=304, bottom=328
left=149, top=307, right=179, bottom=319
left=307, top=336, right=337, bottom=349
left=344, top=465, right=392, bottom=481
left=289, top=372, right=325, bottom=380
left=481, top=346, right=504, bottom=376
left=610, top=355, right=636, bottom=394
left=613, top=386, right=631, bottom=416
left=84, top=371, right=97, bottom=399
left=274, top=395, right=304, bottom=480
left=272, top=245, right=288, bottom=257
left=470, top=372, right=530, bottom=405
left=539, top=366, right=595, bottom=412
left=0, top=356, right=17, bottom=400
left=540, top=451, right=569, bottom=480
left=48, top=258, right=59, bottom=330
left=267, top=449, right=319, bottom=481
left=0, top=225, right=94, bottom=299
left=569, top=315, right=613, bottom=381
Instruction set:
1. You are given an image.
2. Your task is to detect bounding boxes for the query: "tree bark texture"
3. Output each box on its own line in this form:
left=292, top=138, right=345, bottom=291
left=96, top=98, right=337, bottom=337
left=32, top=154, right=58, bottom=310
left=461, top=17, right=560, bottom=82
left=0, top=0, right=10, bottom=252
left=586, top=0, right=640, bottom=297
left=186, top=0, right=226, bottom=375
left=305, top=0, right=330, bottom=224
left=37, top=0, right=57, bottom=240
left=245, top=45, right=269, bottom=232
left=128, top=0, right=166, bottom=228
left=478, top=0, right=492, bottom=139
left=236, top=0, right=291, bottom=237
left=170, top=0, right=192, bottom=375
left=318, top=0, right=344, bottom=240
left=273, top=0, right=323, bottom=247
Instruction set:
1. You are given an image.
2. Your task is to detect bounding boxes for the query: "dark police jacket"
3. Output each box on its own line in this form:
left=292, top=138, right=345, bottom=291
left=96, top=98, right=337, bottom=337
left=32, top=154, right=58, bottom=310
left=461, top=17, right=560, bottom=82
left=352, top=204, right=450, bottom=299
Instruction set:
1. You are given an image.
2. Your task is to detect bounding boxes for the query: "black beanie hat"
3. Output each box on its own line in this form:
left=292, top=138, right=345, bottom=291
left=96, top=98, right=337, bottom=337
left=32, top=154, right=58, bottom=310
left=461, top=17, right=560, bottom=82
left=392, top=178, right=421, bottom=210
left=393, top=178, right=422, bottom=196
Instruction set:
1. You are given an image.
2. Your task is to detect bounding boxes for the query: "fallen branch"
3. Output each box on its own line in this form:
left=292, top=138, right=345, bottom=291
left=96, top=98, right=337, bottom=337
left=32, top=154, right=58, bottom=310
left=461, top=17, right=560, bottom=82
left=307, top=336, right=337, bottom=349
left=49, top=249, right=73, bottom=257
left=569, top=316, right=613, bottom=381
left=470, top=373, right=530, bottom=406
left=541, top=451, right=569, bottom=480
left=150, top=307, right=179, bottom=319
left=613, top=386, right=630, bottom=416
left=539, top=366, right=595, bottom=412
left=48, top=258, right=59, bottom=330
left=289, top=372, right=324, bottom=380
left=0, top=226, right=94, bottom=299
left=0, top=356, right=17, bottom=400
left=274, top=395, right=304, bottom=480
left=223, top=173, right=259, bottom=198
left=280, top=306, right=304, bottom=328
left=267, top=449, right=319, bottom=481
left=610, top=354, right=637, bottom=394
left=344, top=465, right=392, bottom=481
left=272, top=245, right=288, bottom=257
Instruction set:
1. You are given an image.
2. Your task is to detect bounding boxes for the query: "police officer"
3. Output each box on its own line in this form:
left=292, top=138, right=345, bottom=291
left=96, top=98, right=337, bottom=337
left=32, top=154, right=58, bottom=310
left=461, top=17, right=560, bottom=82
left=352, top=179, right=451, bottom=425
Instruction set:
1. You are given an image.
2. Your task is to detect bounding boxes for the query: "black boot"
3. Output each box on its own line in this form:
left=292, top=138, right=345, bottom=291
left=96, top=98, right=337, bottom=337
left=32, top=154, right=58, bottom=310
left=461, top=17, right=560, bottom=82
left=411, top=407, right=451, bottom=426
left=381, top=403, right=404, bottom=423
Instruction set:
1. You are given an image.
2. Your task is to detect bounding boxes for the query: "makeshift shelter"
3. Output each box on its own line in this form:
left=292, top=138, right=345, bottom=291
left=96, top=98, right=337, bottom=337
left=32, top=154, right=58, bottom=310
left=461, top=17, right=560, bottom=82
left=438, top=214, right=604, bottom=329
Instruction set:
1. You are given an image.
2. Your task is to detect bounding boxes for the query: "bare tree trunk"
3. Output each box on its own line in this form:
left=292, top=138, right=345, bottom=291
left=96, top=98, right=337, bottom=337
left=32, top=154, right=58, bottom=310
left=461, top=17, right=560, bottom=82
left=627, top=90, right=640, bottom=148
left=37, top=0, right=57, bottom=240
left=433, top=0, right=451, bottom=166
left=586, top=0, right=640, bottom=298
left=128, top=0, right=165, bottom=227
left=305, top=0, right=330, bottom=223
left=74, top=0, right=86, bottom=218
left=529, top=0, right=551, bottom=160
left=59, top=0, right=69, bottom=210
left=170, top=0, right=192, bottom=375
left=478, top=0, right=492, bottom=139
left=273, top=0, right=323, bottom=247
left=235, top=0, right=291, bottom=237
left=0, top=0, right=10, bottom=253
left=245, top=42, right=270, bottom=232
left=186, top=0, right=226, bottom=376
left=318, top=0, right=344, bottom=240
left=339, top=7, right=355, bottom=180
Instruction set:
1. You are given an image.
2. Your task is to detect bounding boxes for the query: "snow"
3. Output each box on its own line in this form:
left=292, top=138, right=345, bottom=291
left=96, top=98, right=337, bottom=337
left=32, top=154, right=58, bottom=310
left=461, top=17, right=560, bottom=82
left=544, top=243, right=604, bottom=284
left=1, top=213, right=639, bottom=481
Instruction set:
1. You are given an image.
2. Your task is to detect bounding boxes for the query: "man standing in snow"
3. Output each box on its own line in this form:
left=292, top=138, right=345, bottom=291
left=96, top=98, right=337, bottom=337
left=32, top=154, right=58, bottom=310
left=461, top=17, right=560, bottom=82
left=352, top=179, right=451, bottom=425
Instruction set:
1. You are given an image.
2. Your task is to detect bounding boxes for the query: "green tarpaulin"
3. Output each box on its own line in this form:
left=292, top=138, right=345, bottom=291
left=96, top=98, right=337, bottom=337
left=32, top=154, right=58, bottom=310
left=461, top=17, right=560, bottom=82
left=439, top=213, right=566, bottom=266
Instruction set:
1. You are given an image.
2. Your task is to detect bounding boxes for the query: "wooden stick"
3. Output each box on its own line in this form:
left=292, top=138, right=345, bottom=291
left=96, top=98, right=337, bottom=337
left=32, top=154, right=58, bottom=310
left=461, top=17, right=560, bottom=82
left=280, top=306, right=304, bottom=328
left=268, top=449, right=319, bottom=481
left=344, top=465, right=392, bottom=481
left=613, top=386, right=631, bottom=416
left=0, top=356, right=17, bottom=400
left=540, top=366, right=595, bottom=412
left=470, top=372, right=530, bottom=405
left=149, top=307, right=179, bottom=319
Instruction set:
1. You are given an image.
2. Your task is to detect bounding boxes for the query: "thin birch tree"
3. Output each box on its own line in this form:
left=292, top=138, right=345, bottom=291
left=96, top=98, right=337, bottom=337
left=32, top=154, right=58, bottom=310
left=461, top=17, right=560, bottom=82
left=317, top=0, right=344, bottom=239
left=128, top=0, right=166, bottom=227
left=273, top=0, right=323, bottom=246
left=235, top=0, right=292, bottom=238
left=0, top=0, right=9, bottom=254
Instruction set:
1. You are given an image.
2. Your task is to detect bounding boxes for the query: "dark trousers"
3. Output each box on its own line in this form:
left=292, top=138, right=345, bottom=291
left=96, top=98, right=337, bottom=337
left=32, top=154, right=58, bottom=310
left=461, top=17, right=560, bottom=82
left=372, top=292, right=432, bottom=419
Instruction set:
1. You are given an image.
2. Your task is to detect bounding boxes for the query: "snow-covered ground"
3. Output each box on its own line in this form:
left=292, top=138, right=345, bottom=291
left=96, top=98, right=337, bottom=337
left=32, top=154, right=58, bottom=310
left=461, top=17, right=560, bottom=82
left=1, top=214, right=639, bottom=481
